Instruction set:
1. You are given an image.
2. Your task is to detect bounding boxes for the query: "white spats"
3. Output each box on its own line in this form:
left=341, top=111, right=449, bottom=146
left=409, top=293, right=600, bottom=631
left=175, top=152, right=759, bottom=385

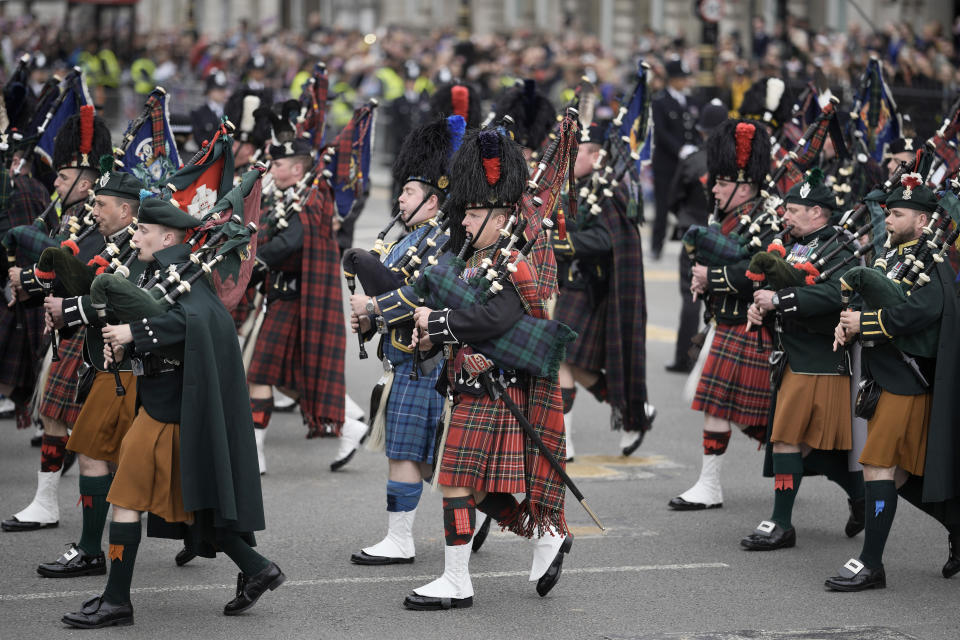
left=564, top=412, right=575, bottom=461
left=677, top=453, right=724, bottom=507
left=412, top=543, right=473, bottom=600
left=345, top=393, right=365, bottom=421
left=254, top=427, right=267, bottom=475
left=331, top=417, right=369, bottom=470
left=362, top=509, right=417, bottom=560
left=529, top=527, right=566, bottom=581
left=12, top=470, right=61, bottom=526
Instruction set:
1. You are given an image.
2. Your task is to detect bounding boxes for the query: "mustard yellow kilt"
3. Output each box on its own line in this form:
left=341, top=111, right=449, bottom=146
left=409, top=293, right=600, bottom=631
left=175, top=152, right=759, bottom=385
left=107, top=409, right=190, bottom=524
left=859, top=390, right=932, bottom=476
left=67, top=371, right=137, bottom=463
left=770, top=366, right=852, bottom=450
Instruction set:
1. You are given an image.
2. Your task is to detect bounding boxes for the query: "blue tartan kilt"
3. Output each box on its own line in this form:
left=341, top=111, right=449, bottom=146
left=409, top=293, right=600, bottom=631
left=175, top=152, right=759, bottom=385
left=383, top=341, right=444, bottom=463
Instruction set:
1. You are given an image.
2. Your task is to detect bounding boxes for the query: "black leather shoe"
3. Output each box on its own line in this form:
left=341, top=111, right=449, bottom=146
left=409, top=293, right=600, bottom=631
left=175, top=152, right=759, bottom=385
left=1, top=515, right=59, bottom=532
left=825, top=558, right=886, bottom=591
left=943, top=532, right=960, bottom=579
left=740, top=520, right=796, bottom=551
left=665, top=361, right=693, bottom=373
left=537, top=534, right=573, bottom=597
left=37, top=543, right=106, bottom=578
left=668, top=496, right=722, bottom=511
left=62, top=596, right=133, bottom=628
left=403, top=592, right=473, bottom=610
left=223, top=562, right=285, bottom=615
left=845, top=497, right=865, bottom=537
left=175, top=546, right=197, bottom=567
left=471, top=514, right=492, bottom=553
left=350, top=550, right=414, bottom=565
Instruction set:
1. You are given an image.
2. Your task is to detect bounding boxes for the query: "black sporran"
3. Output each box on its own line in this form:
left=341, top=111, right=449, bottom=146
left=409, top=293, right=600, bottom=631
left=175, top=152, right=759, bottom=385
left=855, top=377, right=881, bottom=420
left=75, top=362, right=95, bottom=404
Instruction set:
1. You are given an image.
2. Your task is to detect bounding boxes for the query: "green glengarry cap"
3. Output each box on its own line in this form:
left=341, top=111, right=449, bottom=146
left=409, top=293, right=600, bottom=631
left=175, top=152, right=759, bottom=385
left=885, top=173, right=938, bottom=213
left=94, top=170, right=144, bottom=200
left=138, top=197, right=202, bottom=229
left=785, top=168, right=835, bottom=211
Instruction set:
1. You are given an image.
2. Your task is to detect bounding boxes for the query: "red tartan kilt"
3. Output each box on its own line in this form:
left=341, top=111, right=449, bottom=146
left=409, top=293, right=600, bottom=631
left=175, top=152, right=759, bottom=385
left=438, top=385, right=529, bottom=495
left=38, top=333, right=85, bottom=425
left=247, top=296, right=301, bottom=390
left=0, top=305, right=45, bottom=388
left=554, top=288, right=606, bottom=371
left=692, top=322, right=772, bottom=426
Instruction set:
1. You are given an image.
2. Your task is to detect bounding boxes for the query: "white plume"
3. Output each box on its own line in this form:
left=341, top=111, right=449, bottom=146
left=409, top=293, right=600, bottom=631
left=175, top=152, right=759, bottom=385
left=241, top=95, right=260, bottom=133
left=765, top=78, right=785, bottom=114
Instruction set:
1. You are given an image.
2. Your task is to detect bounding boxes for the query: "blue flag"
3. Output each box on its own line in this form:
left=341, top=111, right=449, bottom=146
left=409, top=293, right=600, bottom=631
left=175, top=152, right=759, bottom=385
left=325, top=102, right=377, bottom=220
left=851, top=59, right=901, bottom=163
left=35, top=69, right=92, bottom=166
left=117, top=89, right=182, bottom=189
left=619, top=61, right=654, bottom=170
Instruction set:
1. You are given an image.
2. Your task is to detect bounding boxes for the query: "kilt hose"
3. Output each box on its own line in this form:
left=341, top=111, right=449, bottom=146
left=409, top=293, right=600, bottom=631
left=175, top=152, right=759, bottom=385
left=247, top=296, right=301, bottom=393
left=692, top=321, right=773, bottom=427
left=38, top=332, right=86, bottom=426
left=67, top=371, right=138, bottom=464
left=554, top=288, right=606, bottom=372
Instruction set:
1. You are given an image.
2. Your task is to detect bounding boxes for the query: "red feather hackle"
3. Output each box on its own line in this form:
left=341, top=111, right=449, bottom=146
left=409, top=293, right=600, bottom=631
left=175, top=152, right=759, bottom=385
left=735, top=122, right=755, bottom=170
left=451, top=85, right=469, bottom=120
left=79, top=105, right=95, bottom=154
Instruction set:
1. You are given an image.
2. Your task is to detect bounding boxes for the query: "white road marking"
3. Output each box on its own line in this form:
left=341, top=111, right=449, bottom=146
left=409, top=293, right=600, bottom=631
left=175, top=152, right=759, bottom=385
left=0, top=562, right=727, bottom=601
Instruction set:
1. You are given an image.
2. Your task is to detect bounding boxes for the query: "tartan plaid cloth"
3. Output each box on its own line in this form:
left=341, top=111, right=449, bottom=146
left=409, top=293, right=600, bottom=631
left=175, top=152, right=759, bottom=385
left=692, top=322, right=773, bottom=427
left=932, top=135, right=960, bottom=178
left=38, top=332, right=85, bottom=425
left=413, top=254, right=575, bottom=378
left=554, top=288, right=605, bottom=371
left=438, top=247, right=568, bottom=537
left=382, top=340, right=444, bottom=463
left=600, top=184, right=650, bottom=433
left=0, top=174, right=55, bottom=396
left=247, top=295, right=301, bottom=392
left=521, top=110, right=579, bottom=301
left=299, top=186, right=346, bottom=431
left=146, top=94, right=168, bottom=159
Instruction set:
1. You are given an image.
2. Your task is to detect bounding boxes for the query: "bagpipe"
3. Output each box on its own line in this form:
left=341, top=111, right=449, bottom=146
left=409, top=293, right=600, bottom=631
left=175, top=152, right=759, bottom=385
left=411, top=108, right=581, bottom=380
left=683, top=97, right=841, bottom=268
left=836, top=190, right=960, bottom=360
left=576, top=63, right=652, bottom=222
left=85, top=165, right=265, bottom=355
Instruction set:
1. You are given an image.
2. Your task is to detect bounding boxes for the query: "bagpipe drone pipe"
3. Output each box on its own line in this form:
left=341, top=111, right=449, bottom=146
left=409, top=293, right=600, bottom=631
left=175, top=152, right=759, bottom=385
left=576, top=62, right=652, bottom=223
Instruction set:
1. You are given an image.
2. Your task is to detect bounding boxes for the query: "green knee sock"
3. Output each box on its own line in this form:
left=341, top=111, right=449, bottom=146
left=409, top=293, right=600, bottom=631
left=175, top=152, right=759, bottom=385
left=770, top=452, right=804, bottom=529
left=217, top=533, right=270, bottom=576
left=859, top=480, right=898, bottom=569
left=102, top=521, right=141, bottom=605
left=803, top=450, right=864, bottom=500
left=77, top=475, right=113, bottom=557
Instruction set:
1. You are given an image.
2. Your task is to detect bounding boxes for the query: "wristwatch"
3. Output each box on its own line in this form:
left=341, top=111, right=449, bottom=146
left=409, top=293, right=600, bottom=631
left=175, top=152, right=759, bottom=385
left=771, top=293, right=780, bottom=308
left=365, top=297, right=376, bottom=315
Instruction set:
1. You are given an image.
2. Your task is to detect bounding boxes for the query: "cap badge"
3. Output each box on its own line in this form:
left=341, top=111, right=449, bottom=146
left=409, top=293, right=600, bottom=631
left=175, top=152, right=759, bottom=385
left=799, top=182, right=811, bottom=199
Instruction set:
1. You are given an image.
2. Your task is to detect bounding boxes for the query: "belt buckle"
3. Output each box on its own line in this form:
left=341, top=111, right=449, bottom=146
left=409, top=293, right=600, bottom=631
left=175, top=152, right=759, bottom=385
left=130, top=357, right=145, bottom=377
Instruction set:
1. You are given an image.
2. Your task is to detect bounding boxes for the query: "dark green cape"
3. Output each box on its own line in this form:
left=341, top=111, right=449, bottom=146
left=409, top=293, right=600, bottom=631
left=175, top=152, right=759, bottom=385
left=921, top=260, right=960, bottom=502
left=145, top=246, right=265, bottom=552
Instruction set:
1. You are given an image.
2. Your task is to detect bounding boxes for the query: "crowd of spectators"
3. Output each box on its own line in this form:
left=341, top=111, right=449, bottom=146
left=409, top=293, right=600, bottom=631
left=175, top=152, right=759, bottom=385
left=2, top=10, right=959, bottom=140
